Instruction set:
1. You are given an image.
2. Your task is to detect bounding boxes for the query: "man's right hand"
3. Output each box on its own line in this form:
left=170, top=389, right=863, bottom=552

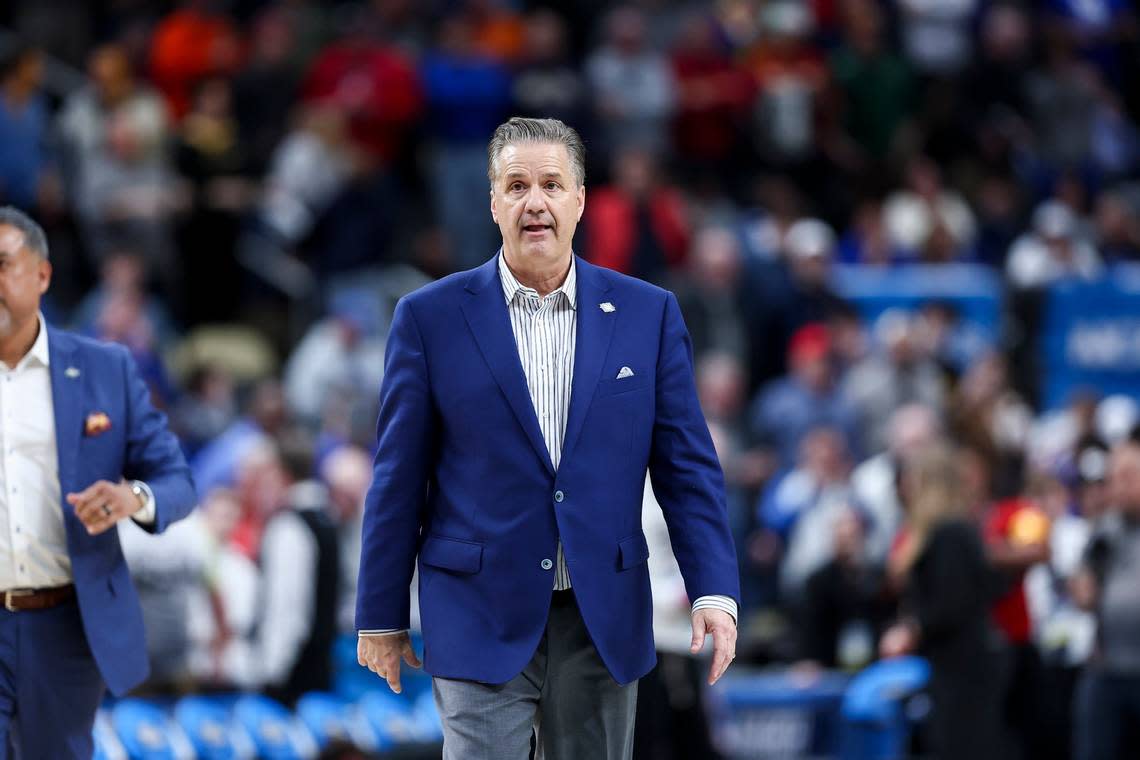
left=358, top=632, right=422, bottom=693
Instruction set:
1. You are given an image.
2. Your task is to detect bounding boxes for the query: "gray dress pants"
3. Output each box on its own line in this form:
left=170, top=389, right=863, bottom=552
left=432, top=590, right=638, bottom=759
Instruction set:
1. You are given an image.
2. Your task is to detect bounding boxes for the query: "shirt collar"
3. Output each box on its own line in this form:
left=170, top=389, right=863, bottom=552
left=498, top=252, right=578, bottom=310
left=5, top=312, right=49, bottom=371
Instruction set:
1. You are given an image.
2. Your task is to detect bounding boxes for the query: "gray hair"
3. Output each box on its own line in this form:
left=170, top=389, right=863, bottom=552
left=487, top=117, right=586, bottom=188
left=0, top=206, right=49, bottom=260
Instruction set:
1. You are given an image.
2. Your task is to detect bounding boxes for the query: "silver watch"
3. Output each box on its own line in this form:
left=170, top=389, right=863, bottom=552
left=130, top=480, right=150, bottom=510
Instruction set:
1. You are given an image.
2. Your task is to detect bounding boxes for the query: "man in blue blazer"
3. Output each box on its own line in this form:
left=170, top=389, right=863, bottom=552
left=0, top=206, right=196, bottom=758
left=356, top=119, right=740, bottom=759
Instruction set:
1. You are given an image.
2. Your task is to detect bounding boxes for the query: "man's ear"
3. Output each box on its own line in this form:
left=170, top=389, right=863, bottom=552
left=576, top=185, right=585, bottom=222
left=38, top=259, right=52, bottom=296
left=490, top=190, right=498, bottom=224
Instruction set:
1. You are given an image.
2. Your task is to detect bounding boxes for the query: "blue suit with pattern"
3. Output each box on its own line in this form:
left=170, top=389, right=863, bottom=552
left=355, top=255, right=740, bottom=686
left=0, top=326, right=195, bottom=758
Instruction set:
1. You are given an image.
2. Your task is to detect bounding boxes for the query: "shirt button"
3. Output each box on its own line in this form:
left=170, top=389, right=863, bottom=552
left=541, top=559, right=554, bottom=570
left=554, top=490, right=564, bottom=503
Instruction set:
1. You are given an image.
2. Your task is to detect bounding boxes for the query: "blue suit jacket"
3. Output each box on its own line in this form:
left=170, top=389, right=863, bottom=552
left=47, top=326, right=197, bottom=695
left=355, top=256, right=740, bottom=685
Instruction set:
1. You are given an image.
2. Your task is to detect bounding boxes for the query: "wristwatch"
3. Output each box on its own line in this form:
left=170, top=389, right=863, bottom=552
left=129, top=480, right=150, bottom=512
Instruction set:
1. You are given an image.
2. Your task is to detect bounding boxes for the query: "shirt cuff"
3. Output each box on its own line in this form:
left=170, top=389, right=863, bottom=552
left=130, top=480, right=157, bottom=526
left=692, top=595, right=738, bottom=625
left=359, top=629, right=408, bottom=637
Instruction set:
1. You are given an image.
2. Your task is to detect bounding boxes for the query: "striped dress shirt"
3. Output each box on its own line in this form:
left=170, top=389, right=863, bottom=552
left=360, top=254, right=736, bottom=635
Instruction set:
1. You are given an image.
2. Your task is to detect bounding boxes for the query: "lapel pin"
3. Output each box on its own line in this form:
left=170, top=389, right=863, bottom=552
left=599, top=302, right=615, bottom=313
left=65, top=367, right=81, bottom=378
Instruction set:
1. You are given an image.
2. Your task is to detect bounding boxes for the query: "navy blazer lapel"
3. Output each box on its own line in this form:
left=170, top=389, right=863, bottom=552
left=561, top=258, right=616, bottom=464
left=47, top=327, right=83, bottom=503
left=460, top=256, right=556, bottom=476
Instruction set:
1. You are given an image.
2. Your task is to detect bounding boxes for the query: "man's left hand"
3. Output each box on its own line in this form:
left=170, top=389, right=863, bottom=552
left=690, top=608, right=737, bottom=686
left=67, top=480, right=142, bottom=535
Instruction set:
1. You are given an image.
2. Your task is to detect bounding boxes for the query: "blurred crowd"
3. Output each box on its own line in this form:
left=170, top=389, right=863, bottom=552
left=4, top=0, right=1140, bottom=757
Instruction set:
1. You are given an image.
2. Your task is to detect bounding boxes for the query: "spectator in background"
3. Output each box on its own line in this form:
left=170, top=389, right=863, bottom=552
left=191, top=378, right=288, bottom=496
left=70, top=246, right=177, bottom=345
left=583, top=146, right=690, bottom=284
left=320, top=445, right=374, bottom=634
left=828, top=0, right=915, bottom=164
left=744, top=1, right=828, bottom=168
left=750, top=322, right=858, bottom=467
left=1093, top=190, right=1140, bottom=263
left=421, top=14, right=512, bottom=270
left=981, top=480, right=1053, bottom=760
left=851, top=403, right=943, bottom=562
left=843, top=309, right=946, bottom=455
left=798, top=507, right=892, bottom=670
left=881, top=444, right=1009, bottom=760
left=170, top=363, right=238, bottom=459
left=512, top=10, right=589, bottom=129
left=673, top=226, right=746, bottom=364
left=837, top=198, right=905, bottom=266
left=232, top=7, right=304, bottom=176
left=882, top=155, right=977, bottom=262
left=1025, top=462, right=1096, bottom=760
left=1072, top=439, right=1140, bottom=760
left=183, top=487, right=260, bottom=689
left=668, top=11, right=754, bottom=189
left=301, top=12, right=422, bottom=168
left=467, top=0, right=527, bottom=63
left=148, top=0, right=242, bottom=121
left=951, top=352, right=1034, bottom=498
left=176, top=76, right=255, bottom=325
left=56, top=43, right=180, bottom=299
left=1007, top=200, right=1103, bottom=290
left=585, top=6, right=675, bottom=160
left=254, top=438, right=341, bottom=706
left=0, top=45, right=57, bottom=213
left=758, top=425, right=857, bottom=601
left=283, top=288, right=385, bottom=429
left=897, top=0, right=979, bottom=77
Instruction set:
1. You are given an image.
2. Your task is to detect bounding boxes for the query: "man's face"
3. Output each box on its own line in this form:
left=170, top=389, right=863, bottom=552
left=0, top=225, right=51, bottom=340
left=490, top=142, right=584, bottom=271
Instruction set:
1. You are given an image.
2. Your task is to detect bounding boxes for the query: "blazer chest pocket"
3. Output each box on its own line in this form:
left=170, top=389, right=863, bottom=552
left=420, top=535, right=483, bottom=574
left=597, top=376, right=651, bottom=399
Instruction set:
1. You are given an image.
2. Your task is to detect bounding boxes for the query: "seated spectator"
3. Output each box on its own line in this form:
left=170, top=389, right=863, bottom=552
left=851, top=403, right=943, bottom=562
left=757, top=426, right=858, bottom=600
left=798, top=507, right=893, bottom=670
left=584, top=146, right=690, bottom=284
left=882, top=156, right=978, bottom=262
left=0, top=45, right=57, bottom=213
left=57, top=43, right=180, bottom=300
left=672, top=226, right=746, bottom=363
left=511, top=10, right=589, bottom=129
left=749, top=322, right=859, bottom=467
left=1006, top=200, right=1102, bottom=290
left=585, top=6, right=675, bottom=159
left=283, top=289, right=386, bottom=428
left=842, top=309, right=946, bottom=455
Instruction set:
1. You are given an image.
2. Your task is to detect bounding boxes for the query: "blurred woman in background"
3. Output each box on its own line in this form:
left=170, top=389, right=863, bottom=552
left=881, top=444, right=1010, bottom=760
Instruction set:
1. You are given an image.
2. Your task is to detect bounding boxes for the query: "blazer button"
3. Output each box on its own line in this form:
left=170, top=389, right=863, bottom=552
left=541, top=559, right=554, bottom=570
left=554, top=490, right=564, bottom=503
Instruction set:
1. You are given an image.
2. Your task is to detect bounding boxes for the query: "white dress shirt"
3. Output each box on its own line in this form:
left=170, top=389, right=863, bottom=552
left=0, top=314, right=154, bottom=591
left=361, top=256, right=736, bottom=635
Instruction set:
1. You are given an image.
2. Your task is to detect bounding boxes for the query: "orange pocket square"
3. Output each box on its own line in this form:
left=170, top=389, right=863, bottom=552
left=84, top=412, right=112, bottom=437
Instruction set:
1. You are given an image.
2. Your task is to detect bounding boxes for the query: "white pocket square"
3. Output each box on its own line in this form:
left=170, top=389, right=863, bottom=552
left=616, top=366, right=635, bottom=379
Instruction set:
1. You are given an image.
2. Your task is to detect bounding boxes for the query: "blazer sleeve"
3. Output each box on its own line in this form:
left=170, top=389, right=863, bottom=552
left=647, top=291, right=741, bottom=606
left=118, top=346, right=197, bottom=534
left=355, top=297, right=437, bottom=631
